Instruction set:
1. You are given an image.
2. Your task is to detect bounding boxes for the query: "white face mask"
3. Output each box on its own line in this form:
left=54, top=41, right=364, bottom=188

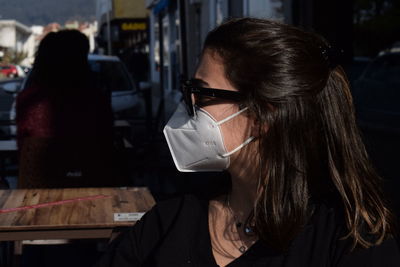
left=163, top=102, right=255, bottom=172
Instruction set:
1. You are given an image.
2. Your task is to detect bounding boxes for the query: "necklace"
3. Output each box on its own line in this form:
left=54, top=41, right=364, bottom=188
left=226, top=195, right=254, bottom=253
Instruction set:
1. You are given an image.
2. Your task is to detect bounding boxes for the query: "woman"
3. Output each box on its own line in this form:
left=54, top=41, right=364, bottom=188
left=95, top=18, right=399, bottom=266
left=17, top=30, right=114, bottom=188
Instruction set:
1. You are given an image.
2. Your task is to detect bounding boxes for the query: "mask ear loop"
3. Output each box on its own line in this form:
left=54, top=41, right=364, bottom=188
left=222, top=136, right=255, bottom=157
left=216, top=107, right=249, bottom=125
left=215, top=107, right=255, bottom=158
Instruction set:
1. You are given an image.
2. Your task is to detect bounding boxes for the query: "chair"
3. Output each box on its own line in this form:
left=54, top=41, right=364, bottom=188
left=17, top=136, right=115, bottom=189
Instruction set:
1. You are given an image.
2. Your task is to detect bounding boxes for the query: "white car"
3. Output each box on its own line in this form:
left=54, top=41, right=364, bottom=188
left=2, top=54, right=141, bottom=137
left=88, top=54, right=139, bottom=113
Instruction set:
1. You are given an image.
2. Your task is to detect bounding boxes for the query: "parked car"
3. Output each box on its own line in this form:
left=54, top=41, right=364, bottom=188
left=353, top=51, right=400, bottom=132
left=0, top=78, right=23, bottom=138
left=19, top=65, right=32, bottom=75
left=0, top=54, right=144, bottom=137
left=0, top=64, right=18, bottom=78
left=88, top=54, right=140, bottom=113
left=15, top=65, right=26, bottom=78
left=352, top=51, right=400, bottom=215
left=345, top=56, right=372, bottom=88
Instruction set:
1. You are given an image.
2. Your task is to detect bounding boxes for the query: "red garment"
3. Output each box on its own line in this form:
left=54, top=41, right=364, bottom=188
left=17, top=86, right=55, bottom=142
left=16, top=84, right=115, bottom=188
left=16, top=84, right=113, bottom=148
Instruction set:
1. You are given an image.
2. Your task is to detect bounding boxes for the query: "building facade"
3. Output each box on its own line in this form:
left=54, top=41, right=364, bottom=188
left=96, top=0, right=150, bottom=86
left=0, top=20, right=32, bottom=65
left=96, top=0, right=149, bottom=56
left=0, top=19, right=99, bottom=66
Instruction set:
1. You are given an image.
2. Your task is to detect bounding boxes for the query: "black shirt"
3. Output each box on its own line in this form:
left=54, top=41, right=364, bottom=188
left=95, top=195, right=400, bottom=266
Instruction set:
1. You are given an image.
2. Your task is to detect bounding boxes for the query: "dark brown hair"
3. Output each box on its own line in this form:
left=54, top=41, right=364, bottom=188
left=204, top=18, right=394, bottom=251
left=29, top=29, right=90, bottom=90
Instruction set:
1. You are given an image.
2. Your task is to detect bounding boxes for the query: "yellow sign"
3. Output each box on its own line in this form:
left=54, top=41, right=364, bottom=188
left=121, top=22, right=147, bottom=31
left=114, top=0, right=148, bottom=19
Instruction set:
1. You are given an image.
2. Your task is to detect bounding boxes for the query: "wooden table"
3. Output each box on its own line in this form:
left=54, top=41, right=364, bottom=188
left=0, top=187, right=155, bottom=241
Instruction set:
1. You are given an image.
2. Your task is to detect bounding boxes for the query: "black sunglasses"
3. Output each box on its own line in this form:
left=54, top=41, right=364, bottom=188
left=181, top=78, right=244, bottom=116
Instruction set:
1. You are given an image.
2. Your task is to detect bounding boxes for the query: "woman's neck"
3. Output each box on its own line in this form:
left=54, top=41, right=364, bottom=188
left=227, top=163, right=259, bottom=219
left=208, top=165, right=259, bottom=263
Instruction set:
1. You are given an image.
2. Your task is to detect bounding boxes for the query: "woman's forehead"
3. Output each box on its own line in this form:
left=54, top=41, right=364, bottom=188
left=194, top=51, right=237, bottom=91
left=195, top=52, right=224, bottom=75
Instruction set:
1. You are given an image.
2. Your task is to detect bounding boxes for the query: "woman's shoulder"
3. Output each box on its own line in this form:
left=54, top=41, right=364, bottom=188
left=138, top=194, right=207, bottom=228
left=129, top=195, right=208, bottom=256
left=336, top=237, right=400, bottom=266
left=94, top=194, right=210, bottom=266
left=304, top=202, right=400, bottom=266
left=149, top=194, right=208, bottom=222
left=16, top=85, right=48, bottom=107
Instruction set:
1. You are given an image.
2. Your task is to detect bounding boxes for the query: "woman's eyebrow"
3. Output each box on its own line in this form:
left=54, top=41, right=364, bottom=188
left=191, top=78, right=209, bottom=86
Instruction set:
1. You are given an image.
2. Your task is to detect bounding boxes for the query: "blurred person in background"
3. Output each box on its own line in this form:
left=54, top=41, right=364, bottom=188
left=16, top=30, right=114, bottom=188
left=95, top=18, right=400, bottom=266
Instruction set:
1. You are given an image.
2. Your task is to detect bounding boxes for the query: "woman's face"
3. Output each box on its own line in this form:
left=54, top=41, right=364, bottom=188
left=194, top=50, right=254, bottom=163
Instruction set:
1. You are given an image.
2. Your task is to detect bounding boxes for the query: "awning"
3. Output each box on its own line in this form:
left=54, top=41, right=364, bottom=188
left=153, top=0, right=169, bottom=15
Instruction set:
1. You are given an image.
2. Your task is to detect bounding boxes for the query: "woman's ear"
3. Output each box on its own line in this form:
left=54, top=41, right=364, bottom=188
left=250, top=122, right=260, bottom=138
left=248, top=112, right=269, bottom=138
left=249, top=104, right=274, bottom=137
left=250, top=120, right=269, bottom=138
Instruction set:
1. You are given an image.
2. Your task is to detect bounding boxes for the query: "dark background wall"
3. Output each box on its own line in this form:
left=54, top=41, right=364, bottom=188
left=291, top=0, right=354, bottom=63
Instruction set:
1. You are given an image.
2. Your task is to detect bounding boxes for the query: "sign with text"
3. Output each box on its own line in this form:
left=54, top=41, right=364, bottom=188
left=121, top=22, right=147, bottom=31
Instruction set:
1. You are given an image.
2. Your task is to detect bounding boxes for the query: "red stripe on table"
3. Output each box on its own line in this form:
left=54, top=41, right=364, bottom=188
left=0, top=194, right=112, bottom=214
